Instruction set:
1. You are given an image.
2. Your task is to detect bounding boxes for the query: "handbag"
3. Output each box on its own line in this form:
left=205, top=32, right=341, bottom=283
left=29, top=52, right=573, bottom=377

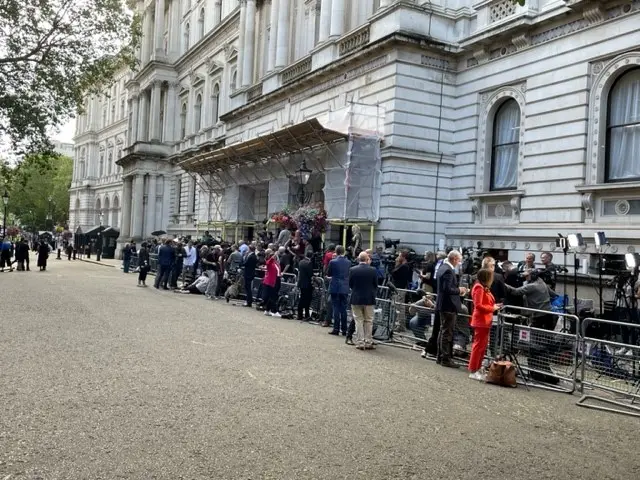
left=485, top=359, right=517, bottom=388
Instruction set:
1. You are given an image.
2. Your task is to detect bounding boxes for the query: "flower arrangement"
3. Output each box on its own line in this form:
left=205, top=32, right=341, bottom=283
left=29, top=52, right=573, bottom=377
left=270, top=204, right=327, bottom=240
left=61, top=230, right=73, bottom=240
left=6, top=226, right=20, bottom=237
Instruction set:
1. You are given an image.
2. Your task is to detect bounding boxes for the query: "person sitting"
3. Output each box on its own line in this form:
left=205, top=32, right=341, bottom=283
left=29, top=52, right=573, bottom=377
left=409, top=293, right=435, bottom=347
left=177, top=271, right=211, bottom=295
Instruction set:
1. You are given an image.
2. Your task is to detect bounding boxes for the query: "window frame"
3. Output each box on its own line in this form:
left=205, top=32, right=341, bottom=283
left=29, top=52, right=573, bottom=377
left=490, top=98, right=521, bottom=192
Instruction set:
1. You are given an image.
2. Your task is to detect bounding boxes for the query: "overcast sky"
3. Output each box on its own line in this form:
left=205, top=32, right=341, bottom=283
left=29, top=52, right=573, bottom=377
left=51, top=118, right=76, bottom=143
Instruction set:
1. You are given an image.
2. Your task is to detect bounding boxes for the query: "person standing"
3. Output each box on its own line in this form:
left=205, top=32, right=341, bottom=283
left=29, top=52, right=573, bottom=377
left=435, top=250, right=467, bottom=368
left=170, top=241, right=184, bottom=289
left=137, top=242, right=150, bottom=287
left=262, top=249, right=281, bottom=317
left=243, top=245, right=258, bottom=307
left=14, top=238, right=29, bottom=271
left=0, top=237, right=13, bottom=272
left=349, top=252, right=379, bottom=350
left=468, top=268, right=501, bottom=380
left=37, top=241, right=50, bottom=271
left=391, top=251, right=413, bottom=332
left=123, top=243, right=132, bottom=273
left=183, top=241, right=197, bottom=281
left=297, top=251, right=314, bottom=321
left=154, top=239, right=175, bottom=290
left=327, top=246, right=351, bottom=336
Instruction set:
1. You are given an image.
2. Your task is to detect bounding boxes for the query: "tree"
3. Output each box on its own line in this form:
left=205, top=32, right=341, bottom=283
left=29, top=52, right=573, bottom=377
left=1, top=152, right=73, bottom=231
left=0, top=0, right=140, bottom=154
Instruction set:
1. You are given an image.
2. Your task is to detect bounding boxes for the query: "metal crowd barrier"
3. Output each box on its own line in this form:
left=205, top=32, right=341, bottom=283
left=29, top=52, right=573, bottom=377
left=577, top=317, right=640, bottom=417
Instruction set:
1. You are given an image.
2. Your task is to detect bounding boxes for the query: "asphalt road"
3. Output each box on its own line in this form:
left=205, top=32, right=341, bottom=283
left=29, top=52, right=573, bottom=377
left=1, top=258, right=638, bottom=480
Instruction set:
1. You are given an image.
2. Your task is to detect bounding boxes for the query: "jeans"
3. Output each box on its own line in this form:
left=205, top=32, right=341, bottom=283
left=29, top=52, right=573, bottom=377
left=409, top=314, right=431, bottom=341
left=205, top=271, right=219, bottom=298
left=155, top=265, right=171, bottom=288
left=298, top=286, right=313, bottom=319
left=262, top=284, right=280, bottom=313
left=331, top=293, right=349, bottom=334
left=123, top=258, right=131, bottom=273
left=437, top=311, right=457, bottom=362
left=244, top=276, right=254, bottom=306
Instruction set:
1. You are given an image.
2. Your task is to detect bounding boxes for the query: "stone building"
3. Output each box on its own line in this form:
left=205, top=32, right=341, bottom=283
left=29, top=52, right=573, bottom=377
left=71, top=0, right=640, bottom=266
left=69, top=70, right=130, bottom=235
left=52, top=140, right=75, bottom=159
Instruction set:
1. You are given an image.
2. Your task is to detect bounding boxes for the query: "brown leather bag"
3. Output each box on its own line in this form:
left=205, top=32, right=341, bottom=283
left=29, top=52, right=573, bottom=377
left=486, top=360, right=517, bottom=388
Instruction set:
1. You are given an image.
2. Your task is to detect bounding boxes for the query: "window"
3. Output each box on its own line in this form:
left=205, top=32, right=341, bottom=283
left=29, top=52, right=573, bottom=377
left=99, top=153, right=104, bottom=177
left=490, top=99, right=520, bottom=191
left=194, top=93, right=202, bottom=132
left=231, top=70, right=237, bottom=91
left=606, top=68, right=640, bottom=182
left=198, top=8, right=205, bottom=40
left=120, top=99, right=125, bottom=119
left=212, top=83, right=220, bottom=124
left=108, top=152, right=113, bottom=174
left=102, top=107, right=107, bottom=128
left=111, top=103, right=116, bottom=123
left=176, top=177, right=182, bottom=215
left=112, top=196, right=119, bottom=227
left=95, top=199, right=102, bottom=224
left=184, top=22, right=190, bottom=52
left=180, top=102, right=187, bottom=138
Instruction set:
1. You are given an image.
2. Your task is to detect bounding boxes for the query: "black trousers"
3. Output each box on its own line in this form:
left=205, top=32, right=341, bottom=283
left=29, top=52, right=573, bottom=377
left=138, top=267, right=149, bottom=283
left=155, top=265, right=171, bottom=288
left=437, top=311, right=457, bottom=362
left=262, top=284, right=279, bottom=313
left=245, top=276, right=254, bottom=306
left=298, top=286, right=313, bottom=319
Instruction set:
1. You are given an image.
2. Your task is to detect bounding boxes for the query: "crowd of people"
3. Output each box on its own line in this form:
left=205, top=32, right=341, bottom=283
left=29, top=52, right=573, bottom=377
left=0, top=237, right=55, bottom=272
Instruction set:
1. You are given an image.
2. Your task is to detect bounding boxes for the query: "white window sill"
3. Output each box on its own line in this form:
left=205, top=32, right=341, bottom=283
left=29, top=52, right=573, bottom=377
left=468, top=190, right=524, bottom=200
left=576, top=183, right=640, bottom=193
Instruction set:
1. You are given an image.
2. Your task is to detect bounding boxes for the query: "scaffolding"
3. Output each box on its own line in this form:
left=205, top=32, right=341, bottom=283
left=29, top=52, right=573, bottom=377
left=177, top=101, right=386, bottom=243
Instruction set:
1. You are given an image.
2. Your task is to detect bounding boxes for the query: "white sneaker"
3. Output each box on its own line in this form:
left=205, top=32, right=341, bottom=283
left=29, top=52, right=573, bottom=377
left=453, top=344, right=463, bottom=351
left=469, top=371, right=485, bottom=381
left=271, top=312, right=282, bottom=318
left=264, top=311, right=272, bottom=316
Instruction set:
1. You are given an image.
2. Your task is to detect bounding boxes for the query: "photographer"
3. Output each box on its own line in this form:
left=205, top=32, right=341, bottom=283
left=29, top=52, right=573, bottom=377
left=538, top=251, right=557, bottom=290
left=392, top=251, right=413, bottom=332
left=419, top=252, right=436, bottom=293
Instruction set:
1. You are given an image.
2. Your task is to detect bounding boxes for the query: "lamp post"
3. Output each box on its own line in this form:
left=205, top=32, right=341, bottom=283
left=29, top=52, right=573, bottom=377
left=2, top=190, right=8, bottom=238
left=47, top=195, right=53, bottom=231
left=295, top=159, right=312, bottom=205
left=96, top=211, right=104, bottom=262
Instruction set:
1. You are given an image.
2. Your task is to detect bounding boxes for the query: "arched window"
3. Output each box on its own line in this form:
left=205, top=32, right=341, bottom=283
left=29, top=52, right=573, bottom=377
left=212, top=83, right=220, bottom=124
left=112, top=196, right=120, bottom=228
left=95, top=199, right=102, bottom=224
left=194, top=93, right=202, bottom=132
left=107, top=151, right=113, bottom=174
left=198, top=8, right=205, bottom=40
left=606, top=68, right=640, bottom=182
left=490, top=99, right=520, bottom=191
left=184, top=22, right=190, bottom=52
left=99, top=153, right=104, bottom=177
left=231, top=70, right=237, bottom=92
left=104, top=197, right=110, bottom=222
left=181, top=102, right=187, bottom=138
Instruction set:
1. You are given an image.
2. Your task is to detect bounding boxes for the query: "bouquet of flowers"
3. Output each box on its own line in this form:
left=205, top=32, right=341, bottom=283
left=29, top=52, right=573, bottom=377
left=270, top=206, right=297, bottom=231
left=292, top=204, right=327, bottom=240
left=6, top=226, right=20, bottom=237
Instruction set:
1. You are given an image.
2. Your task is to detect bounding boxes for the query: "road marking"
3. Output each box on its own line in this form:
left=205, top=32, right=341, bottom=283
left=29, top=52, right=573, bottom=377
left=245, top=369, right=293, bottom=395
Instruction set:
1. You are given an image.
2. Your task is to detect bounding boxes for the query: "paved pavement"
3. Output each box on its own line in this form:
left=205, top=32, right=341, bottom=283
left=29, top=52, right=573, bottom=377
left=1, top=258, right=638, bottom=479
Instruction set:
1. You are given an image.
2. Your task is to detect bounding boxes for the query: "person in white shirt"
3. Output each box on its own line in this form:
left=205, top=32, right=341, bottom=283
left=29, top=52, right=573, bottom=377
left=183, top=241, right=197, bottom=277
left=177, top=271, right=210, bottom=295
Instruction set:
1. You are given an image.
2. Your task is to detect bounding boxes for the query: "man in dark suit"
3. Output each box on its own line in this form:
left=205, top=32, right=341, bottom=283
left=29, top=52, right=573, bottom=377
left=435, top=250, right=467, bottom=368
left=243, top=244, right=258, bottom=307
left=327, top=245, right=351, bottom=336
left=155, top=239, right=176, bottom=290
left=349, top=252, right=379, bottom=350
left=297, top=252, right=314, bottom=320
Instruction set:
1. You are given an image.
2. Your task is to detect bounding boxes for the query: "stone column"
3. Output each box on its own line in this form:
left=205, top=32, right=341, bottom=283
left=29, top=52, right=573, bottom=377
left=168, top=0, right=180, bottom=58
left=242, top=0, right=257, bottom=87
left=121, top=176, right=133, bottom=239
left=132, top=174, right=145, bottom=239
left=330, top=0, right=345, bottom=38
left=319, top=0, right=332, bottom=42
left=130, top=96, right=139, bottom=145
left=275, top=0, right=291, bottom=68
left=154, top=0, right=165, bottom=58
left=213, top=0, right=222, bottom=25
left=165, top=82, right=179, bottom=142
left=237, top=0, right=247, bottom=89
left=308, top=1, right=319, bottom=51
left=137, top=90, right=148, bottom=142
left=145, top=174, right=157, bottom=236
left=267, top=0, right=279, bottom=72
left=150, top=82, right=162, bottom=141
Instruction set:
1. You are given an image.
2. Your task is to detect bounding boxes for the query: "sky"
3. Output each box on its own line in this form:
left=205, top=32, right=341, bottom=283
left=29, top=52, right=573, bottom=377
left=51, top=118, right=76, bottom=143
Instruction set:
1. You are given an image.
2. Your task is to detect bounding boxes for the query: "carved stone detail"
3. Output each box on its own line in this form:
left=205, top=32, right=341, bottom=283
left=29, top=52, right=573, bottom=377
left=473, top=48, right=489, bottom=65
left=471, top=199, right=481, bottom=224
left=583, top=6, right=605, bottom=24
left=581, top=193, right=594, bottom=222
left=512, top=34, right=530, bottom=51
left=510, top=195, right=521, bottom=221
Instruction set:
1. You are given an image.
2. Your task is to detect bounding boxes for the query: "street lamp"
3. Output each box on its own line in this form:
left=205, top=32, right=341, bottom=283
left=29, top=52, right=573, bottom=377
left=96, top=211, right=104, bottom=261
left=47, top=195, right=53, bottom=231
left=295, top=159, right=312, bottom=205
left=2, top=190, right=8, bottom=237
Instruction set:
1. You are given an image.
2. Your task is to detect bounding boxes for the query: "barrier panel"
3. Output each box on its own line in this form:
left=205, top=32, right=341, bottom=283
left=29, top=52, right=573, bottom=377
left=498, top=306, right=579, bottom=393
left=577, top=317, right=640, bottom=417
left=373, top=298, right=394, bottom=341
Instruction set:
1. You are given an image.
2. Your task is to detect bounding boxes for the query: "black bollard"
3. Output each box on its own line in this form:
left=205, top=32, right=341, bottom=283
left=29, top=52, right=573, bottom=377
left=56, top=248, right=62, bottom=260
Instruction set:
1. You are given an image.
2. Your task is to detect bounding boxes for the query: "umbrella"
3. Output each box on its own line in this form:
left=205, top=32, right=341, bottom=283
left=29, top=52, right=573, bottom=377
left=151, top=230, right=166, bottom=236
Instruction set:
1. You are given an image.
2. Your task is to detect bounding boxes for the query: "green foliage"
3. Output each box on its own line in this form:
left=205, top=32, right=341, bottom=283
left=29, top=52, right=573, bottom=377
left=0, top=0, right=140, bottom=154
left=1, top=152, right=73, bottom=230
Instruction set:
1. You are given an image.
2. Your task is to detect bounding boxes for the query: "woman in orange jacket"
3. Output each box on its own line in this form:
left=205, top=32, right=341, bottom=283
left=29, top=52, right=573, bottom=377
left=468, top=268, right=501, bottom=380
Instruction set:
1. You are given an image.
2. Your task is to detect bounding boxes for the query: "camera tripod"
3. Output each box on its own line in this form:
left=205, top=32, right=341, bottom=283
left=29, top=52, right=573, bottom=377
left=500, top=313, right=530, bottom=390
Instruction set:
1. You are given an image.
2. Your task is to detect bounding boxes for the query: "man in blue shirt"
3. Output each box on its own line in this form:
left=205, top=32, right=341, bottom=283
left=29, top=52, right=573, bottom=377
left=327, top=245, right=351, bottom=336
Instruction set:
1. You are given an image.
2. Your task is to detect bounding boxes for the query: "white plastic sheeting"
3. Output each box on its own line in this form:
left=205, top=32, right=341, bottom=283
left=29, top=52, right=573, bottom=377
left=222, top=185, right=255, bottom=222
left=319, top=103, right=386, bottom=137
left=268, top=178, right=294, bottom=214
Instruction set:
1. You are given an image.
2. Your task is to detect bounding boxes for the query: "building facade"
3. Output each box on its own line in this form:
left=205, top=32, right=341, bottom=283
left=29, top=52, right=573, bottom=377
left=71, top=0, right=640, bottom=265
left=52, top=140, right=75, bottom=158
left=69, top=69, right=130, bottom=234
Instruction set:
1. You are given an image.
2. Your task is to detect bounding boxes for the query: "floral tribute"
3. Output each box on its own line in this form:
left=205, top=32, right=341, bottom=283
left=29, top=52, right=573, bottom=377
left=270, top=204, right=327, bottom=240
left=6, top=226, right=20, bottom=237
